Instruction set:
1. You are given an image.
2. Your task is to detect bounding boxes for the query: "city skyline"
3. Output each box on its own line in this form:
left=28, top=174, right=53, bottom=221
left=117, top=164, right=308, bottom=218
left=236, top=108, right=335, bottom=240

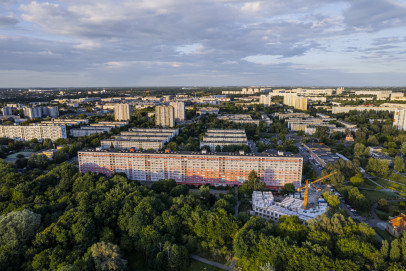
left=1, top=0, right=406, bottom=87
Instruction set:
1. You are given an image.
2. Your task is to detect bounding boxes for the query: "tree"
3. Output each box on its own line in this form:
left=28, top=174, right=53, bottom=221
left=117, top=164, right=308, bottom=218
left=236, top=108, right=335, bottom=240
left=248, top=170, right=266, bottom=190
left=283, top=183, right=295, bottom=195
left=215, top=145, right=222, bottom=152
left=350, top=173, right=364, bottom=187
left=354, top=143, right=369, bottom=158
left=0, top=209, right=41, bottom=249
left=167, top=142, right=178, bottom=151
left=390, top=239, right=401, bottom=262
left=394, top=156, right=405, bottom=172
left=367, top=135, right=379, bottom=146
left=378, top=198, right=389, bottom=212
left=90, top=242, right=127, bottom=271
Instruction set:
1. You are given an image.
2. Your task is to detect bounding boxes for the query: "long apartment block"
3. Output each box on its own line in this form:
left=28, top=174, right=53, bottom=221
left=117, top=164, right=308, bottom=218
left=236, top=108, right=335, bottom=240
left=0, top=125, right=67, bottom=141
left=200, top=129, right=248, bottom=151
left=78, top=149, right=303, bottom=189
left=101, top=128, right=179, bottom=151
left=129, top=128, right=179, bottom=136
left=101, top=139, right=165, bottom=150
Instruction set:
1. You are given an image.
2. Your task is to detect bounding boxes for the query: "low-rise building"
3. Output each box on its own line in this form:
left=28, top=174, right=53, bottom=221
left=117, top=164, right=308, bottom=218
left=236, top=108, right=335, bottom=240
left=386, top=214, right=406, bottom=237
left=303, top=143, right=342, bottom=167
left=39, top=149, right=58, bottom=159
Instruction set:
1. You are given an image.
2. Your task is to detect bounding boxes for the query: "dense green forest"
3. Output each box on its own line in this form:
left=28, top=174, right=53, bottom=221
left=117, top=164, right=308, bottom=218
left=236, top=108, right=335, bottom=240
left=1, top=161, right=406, bottom=270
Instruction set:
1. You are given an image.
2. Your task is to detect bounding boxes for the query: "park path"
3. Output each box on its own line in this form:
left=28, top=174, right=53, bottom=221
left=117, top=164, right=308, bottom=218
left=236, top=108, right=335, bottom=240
left=190, top=254, right=237, bottom=271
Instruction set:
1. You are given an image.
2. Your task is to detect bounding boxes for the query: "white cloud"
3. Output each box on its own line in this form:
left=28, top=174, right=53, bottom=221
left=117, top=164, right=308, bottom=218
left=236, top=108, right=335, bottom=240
left=0, top=0, right=403, bottom=86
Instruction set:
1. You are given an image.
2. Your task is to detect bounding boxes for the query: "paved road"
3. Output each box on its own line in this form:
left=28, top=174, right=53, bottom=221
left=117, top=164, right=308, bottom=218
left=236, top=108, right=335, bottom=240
left=190, top=254, right=237, bottom=271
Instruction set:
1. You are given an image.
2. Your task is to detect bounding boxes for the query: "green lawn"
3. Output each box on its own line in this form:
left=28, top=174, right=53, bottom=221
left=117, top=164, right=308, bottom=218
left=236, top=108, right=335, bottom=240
left=7, top=151, right=33, bottom=159
left=371, top=177, right=406, bottom=193
left=360, top=190, right=398, bottom=202
left=359, top=178, right=381, bottom=190
left=388, top=173, right=406, bottom=185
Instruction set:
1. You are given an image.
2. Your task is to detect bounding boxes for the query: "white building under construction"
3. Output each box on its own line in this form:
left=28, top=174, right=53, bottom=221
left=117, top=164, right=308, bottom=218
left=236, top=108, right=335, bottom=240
left=251, top=191, right=327, bottom=222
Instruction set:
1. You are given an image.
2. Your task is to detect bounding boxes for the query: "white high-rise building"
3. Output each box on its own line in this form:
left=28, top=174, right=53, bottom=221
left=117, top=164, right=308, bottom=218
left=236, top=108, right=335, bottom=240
left=283, top=94, right=307, bottom=111
left=155, top=105, right=175, bottom=127
left=295, top=97, right=308, bottom=111
left=23, top=107, right=42, bottom=119
left=47, top=106, right=59, bottom=118
left=2, top=107, right=13, bottom=116
left=114, top=104, right=131, bottom=121
left=169, top=101, right=185, bottom=121
left=23, top=106, right=59, bottom=119
left=259, top=94, right=272, bottom=106
left=393, top=109, right=406, bottom=131
left=283, top=93, right=297, bottom=107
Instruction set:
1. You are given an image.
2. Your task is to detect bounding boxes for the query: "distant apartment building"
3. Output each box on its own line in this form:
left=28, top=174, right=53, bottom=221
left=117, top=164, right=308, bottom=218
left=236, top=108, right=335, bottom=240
left=0, top=125, right=67, bottom=141
left=128, top=128, right=179, bottom=136
left=40, top=119, right=88, bottom=126
left=259, top=94, right=272, bottom=106
left=155, top=105, right=175, bottom=127
left=114, top=104, right=131, bottom=121
left=200, top=129, right=248, bottom=151
left=90, top=121, right=128, bottom=128
left=70, top=127, right=111, bottom=137
left=393, top=109, right=406, bottom=131
left=101, top=139, right=165, bottom=150
left=332, top=106, right=400, bottom=114
left=169, top=101, right=185, bottom=121
left=102, top=128, right=178, bottom=151
left=2, top=107, right=13, bottom=116
left=23, top=106, right=59, bottom=119
left=197, top=107, right=219, bottom=115
left=283, top=94, right=307, bottom=111
left=218, top=114, right=260, bottom=125
left=222, top=87, right=271, bottom=95
left=78, top=149, right=303, bottom=189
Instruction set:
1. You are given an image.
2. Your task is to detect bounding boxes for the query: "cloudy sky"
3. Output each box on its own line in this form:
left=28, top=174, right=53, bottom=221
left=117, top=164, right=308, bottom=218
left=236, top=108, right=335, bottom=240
left=1, top=0, right=406, bottom=87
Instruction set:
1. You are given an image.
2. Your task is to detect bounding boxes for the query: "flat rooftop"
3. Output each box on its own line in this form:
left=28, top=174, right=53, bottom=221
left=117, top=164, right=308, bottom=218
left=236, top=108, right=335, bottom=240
left=80, top=149, right=303, bottom=158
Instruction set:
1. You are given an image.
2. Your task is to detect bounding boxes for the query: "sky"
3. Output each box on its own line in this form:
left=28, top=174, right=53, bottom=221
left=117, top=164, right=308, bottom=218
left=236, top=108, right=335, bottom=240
left=1, top=0, right=406, bottom=87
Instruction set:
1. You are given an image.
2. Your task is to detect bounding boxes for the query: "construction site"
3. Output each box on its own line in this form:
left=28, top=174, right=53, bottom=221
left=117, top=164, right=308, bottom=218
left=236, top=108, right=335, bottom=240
left=251, top=172, right=337, bottom=222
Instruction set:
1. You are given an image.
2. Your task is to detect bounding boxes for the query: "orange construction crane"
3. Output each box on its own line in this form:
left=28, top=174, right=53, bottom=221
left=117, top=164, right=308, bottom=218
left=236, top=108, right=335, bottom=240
left=297, top=172, right=337, bottom=209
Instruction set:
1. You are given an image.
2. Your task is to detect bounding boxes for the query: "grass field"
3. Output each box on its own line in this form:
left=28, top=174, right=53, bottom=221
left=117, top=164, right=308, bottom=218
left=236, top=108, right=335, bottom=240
left=359, top=178, right=381, bottom=190
left=371, top=177, right=406, bottom=193
left=388, top=173, right=406, bottom=185
left=359, top=190, right=398, bottom=205
left=7, top=151, right=33, bottom=159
